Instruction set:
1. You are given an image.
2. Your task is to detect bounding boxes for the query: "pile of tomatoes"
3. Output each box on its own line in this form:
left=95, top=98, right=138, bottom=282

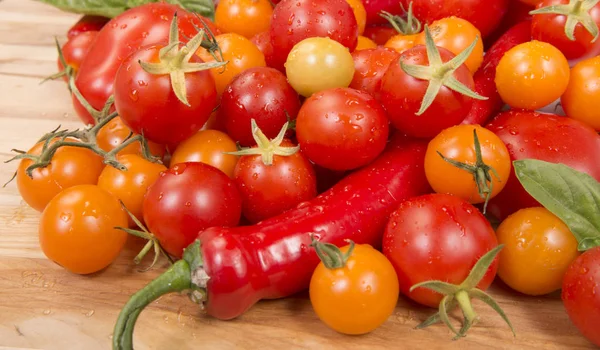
left=9, top=0, right=600, bottom=348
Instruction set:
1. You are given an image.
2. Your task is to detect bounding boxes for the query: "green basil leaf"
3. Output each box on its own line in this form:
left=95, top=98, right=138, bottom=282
left=514, top=159, right=600, bottom=251
left=34, top=0, right=215, bottom=20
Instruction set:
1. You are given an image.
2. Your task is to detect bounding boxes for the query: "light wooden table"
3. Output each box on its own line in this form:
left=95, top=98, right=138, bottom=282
left=0, top=1, right=596, bottom=349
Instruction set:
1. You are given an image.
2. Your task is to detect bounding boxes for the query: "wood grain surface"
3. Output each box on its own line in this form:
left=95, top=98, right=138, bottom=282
left=0, top=1, right=595, bottom=349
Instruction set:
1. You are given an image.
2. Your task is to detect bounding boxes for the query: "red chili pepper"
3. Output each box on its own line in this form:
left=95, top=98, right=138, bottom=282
left=112, top=136, right=431, bottom=350
left=67, top=15, right=110, bottom=40
left=461, top=20, right=532, bottom=126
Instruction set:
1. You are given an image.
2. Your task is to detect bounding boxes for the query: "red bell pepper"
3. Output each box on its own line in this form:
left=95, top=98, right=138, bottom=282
left=112, top=136, right=431, bottom=350
left=461, top=20, right=532, bottom=126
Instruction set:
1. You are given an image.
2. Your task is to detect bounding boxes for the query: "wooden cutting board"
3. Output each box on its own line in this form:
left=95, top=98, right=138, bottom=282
left=0, top=1, right=595, bottom=349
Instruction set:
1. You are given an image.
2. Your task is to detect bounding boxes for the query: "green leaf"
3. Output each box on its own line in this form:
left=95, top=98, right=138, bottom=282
left=34, top=0, right=215, bottom=20
left=514, top=159, right=600, bottom=251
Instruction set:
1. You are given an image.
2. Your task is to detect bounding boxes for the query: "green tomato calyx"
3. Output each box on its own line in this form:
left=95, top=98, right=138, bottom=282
left=410, top=244, right=515, bottom=340
left=530, top=0, right=600, bottom=42
left=310, top=234, right=355, bottom=269
left=380, top=2, right=422, bottom=36
left=400, top=25, right=487, bottom=116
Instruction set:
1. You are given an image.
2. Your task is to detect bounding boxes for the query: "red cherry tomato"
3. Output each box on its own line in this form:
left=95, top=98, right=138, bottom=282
left=382, top=193, right=499, bottom=307
left=363, top=25, right=398, bottom=45
left=143, top=162, right=242, bottom=258
left=296, top=87, right=389, bottom=171
left=58, top=31, right=98, bottom=81
left=67, top=15, right=108, bottom=39
left=250, top=31, right=277, bottom=68
left=350, top=47, right=400, bottom=101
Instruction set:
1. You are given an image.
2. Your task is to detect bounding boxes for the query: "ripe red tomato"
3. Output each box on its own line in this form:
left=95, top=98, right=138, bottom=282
left=250, top=31, right=276, bottom=68
left=402, top=0, right=510, bottom=38
left=67, top=15, right=108, bottom=39
left=379, top=45, right=476, bottom=138
left=234, top=139, right=317, bottom=223
left=350, top=47, right=400, bottom=101
left=531, top=0, right=600, bottom=60
left=363, top=25, right=398, bottom=45
left=562, top=246, right=600, bottom=347
left=485, top=110, right=600, bottom=220
left=363, top=0, right=404, bottom=25
left=382, top=193, right=499, bottom=307
left=39, top=185, right=128, bottom=275
left=143, top=162, right=242, bottom=258
left=220, top=67, right=301, bottom=146
left=114, top=44, right=218, bottom=146
left=296, top=87, right=389, bottom=171
left=268, top=0, right=359, bottom=71
left=16, top=138, right=105, bottom=212
left=58, top=31, right=98, bottom=81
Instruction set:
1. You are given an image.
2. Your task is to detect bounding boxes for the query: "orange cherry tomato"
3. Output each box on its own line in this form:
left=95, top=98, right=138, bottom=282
left=415, top=16, right=484, bottom=73
left=309, top=241, right=399, bottom=335
left=561, top=55, right=600, bottom=131
left=96, top=116, right=165, bottom=158
left=384, top=33, right=418, bottom=54
left=354, top=35, right=377, bottom=51
left=39, top=184, right=128, bottom=274
left=495, top=40, right=570, bottom=110
left=16, top=138, right=105, bottom=212
left=424, top=125, right=511, bottom=205
left=197, top=33, right=266, bottom=96
left=97, top=154, right=166, bottom=225
left=496, top=207, right=580, bottom=296
left=215, top=0, right=273, bottom=39
left=170, top=130, right=239, bottom=178
left=346, top=0, right=367, bottom=35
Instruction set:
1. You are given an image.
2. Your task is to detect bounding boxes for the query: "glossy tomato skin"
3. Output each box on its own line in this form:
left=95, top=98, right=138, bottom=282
left=170, top=130, right=239, bottom=178
left=269, top=0, right=359, bottom=71
left=67, top=15, right=108, bottom=39
left=382, top=193, right=499, bottom=307
left=74, top=4, right=218, bottom=123
left=402, top=0, right=509, bottom=38
left=114, top=45, right=217, bottom=146
left=363, top=25, right=398, bottom=45
left=380, top=46, right=475, bottom=138
left=96, top=116, right=165, bottom=158
left=355, top=35, right=377, bottom=50
left=485, top=110, right=600, bottom=220
left=39, top=185, right=128, bottom=275
left=309, top=243, right=399, bottom=334
left=561, top=56, right=600, bottom=131
left=97, top=154, right=167, bottom=225
left=250, top=31, right=276, bottom=68
left=363, top=0, right=404, bottom=25
left=350, top=47, right=400, bottom=100
left=16, top=139, right=105, bottom=212
left=58, top=31, right=98, bottom=79
left=496, top=207, right=579, bottom=296
left=532, top=0, right=600, bottom=60
left=215, top=0, right=273, bottom=39
left=143, top=162, right=242, bottom=258
left=562, top=247, right=600, bottom=347
left=296, top=87, right=389, bottom=171
left=220, top=67, right=301, bottom=146
left=234, top=140, right=317, bottom=223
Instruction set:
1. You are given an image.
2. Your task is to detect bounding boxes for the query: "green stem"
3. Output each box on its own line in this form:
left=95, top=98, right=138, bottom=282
left=456, top=290, right=477, bottom=325
left=112, top=260, right=193, bottom=350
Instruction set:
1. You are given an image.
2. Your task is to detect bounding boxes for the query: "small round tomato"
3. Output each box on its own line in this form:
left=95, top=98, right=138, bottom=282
left=97, top=154, right=166, bottom=225
left=215, top=0, right=273, bottom=39
left=561, top=55, right=600, bottom=131
left=250, top=31, right=276, bottom=67
left=296, top=87, right=389, bottom=171
left=414, top=16, right=484, bottom=73
left=197, top=33, right=266, bottom=96
left=269, top=0, right=359, bottom=71
left=520, top=0, right=543, bottom=5
left=170, top=130, right=239, bottom=178
left=382, top=193, right=499, bottom=307
left=39, top=185, right=128, bottom=274
left=346, top=0, right=367, bottom=35
left=234, top=138, right=317, bottom=223
left=96, top=116, right=165, bottom=158
left=67, top=15, right=108, bottom=39
left=495, top=40, right=570, bottom=110
left=58, top=31, right=98, bottom=80
left=114, top=44, right=218, bottom=146
left=531, top=0, right=600, bottom=60
left=220, top=67, right=301, bottom=146
left=425, top=125, right=511, bottom=206
left=350, top=47, right=400, bottom=100
left=562, top=246, right=600, bottom=347
left=363, top=25, right=398, bottom=45
left=354, top=35, right=378, bottom=50
left=285, top=37, right=355, bottom=97
left=384, top=33, right=418, bottom=54
left=143, top=162, right=242, bottom=258
left=496, top=207, right=579, bottom=296
left=309, top=241, right=399, bottom=335
left=16, top=138, right=105, bottom=212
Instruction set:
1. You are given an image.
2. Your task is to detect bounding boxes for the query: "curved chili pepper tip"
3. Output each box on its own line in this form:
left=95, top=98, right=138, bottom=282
left=112, top=260, right=192, bottom=350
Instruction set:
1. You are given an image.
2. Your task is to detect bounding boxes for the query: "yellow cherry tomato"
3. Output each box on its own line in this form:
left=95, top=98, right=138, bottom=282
left=345, top=0, right=367, bottom=35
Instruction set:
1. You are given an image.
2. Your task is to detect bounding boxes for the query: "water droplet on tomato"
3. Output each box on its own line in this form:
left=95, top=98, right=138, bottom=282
left=129, top=89, right=139, bottom=101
